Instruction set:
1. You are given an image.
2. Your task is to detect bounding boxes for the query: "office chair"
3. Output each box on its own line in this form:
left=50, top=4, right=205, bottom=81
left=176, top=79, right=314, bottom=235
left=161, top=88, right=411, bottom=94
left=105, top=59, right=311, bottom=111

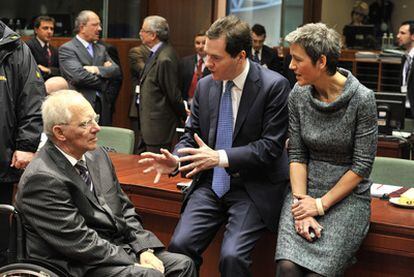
left=370, top=157, right=414, bottom=187
left=0, top=204, right=70, bottom=277
left=97, top=126, right=135, bottom=154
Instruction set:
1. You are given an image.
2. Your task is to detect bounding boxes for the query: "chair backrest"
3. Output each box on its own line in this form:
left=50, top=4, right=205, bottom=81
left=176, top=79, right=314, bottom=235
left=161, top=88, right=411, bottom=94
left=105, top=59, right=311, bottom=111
left=97, top=126, right=135, bottom=154
left=370, top=157, right=414, bottom=187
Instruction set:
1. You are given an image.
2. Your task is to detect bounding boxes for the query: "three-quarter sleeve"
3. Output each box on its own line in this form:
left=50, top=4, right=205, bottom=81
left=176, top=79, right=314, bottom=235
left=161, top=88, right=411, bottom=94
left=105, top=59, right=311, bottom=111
left=351, top=90, right=378, bottom=177
left=288, top=89, right=309, bottom=164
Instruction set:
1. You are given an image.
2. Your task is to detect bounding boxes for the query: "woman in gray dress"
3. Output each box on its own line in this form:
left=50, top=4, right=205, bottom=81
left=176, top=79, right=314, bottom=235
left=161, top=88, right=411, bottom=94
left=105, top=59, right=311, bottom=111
left=275, top=23, right=377, bottom=276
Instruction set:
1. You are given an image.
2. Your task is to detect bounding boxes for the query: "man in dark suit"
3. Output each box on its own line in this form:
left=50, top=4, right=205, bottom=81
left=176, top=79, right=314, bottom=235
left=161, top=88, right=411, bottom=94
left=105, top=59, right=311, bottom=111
left=250, top=24, right=281, bottom=73
left=140, top=15, right=290, bottom=276
left=138, top=15, right=187, bottom=153
left=59, top=10, right=121, bottom=126
left=15, top=90, right=196, bottom=277
left=397, top=20, right=414, bottom=118
left=179, top=30, right=210, bottom=102
left=26, top=15, right=60, bottom=80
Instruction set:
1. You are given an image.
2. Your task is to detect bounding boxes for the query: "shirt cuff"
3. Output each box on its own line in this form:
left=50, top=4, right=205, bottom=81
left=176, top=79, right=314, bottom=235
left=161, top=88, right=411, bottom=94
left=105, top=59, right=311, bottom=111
left=169, top=155, right=181, bottom=177
left=217, top=150, right=229, bottom=167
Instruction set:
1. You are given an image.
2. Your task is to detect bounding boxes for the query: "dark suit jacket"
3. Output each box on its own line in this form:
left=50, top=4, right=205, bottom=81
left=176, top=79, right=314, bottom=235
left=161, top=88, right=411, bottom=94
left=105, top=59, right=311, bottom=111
left=128, top=44, right=150, bottom=118
left=59, top=37, right=121, bottom=125
left=174, top=62, right=290, bottom=232
left=25, top=37, right=59, bottom=80
left=178, top=54, right=210, bottom=100
left=139, top=42, right=186, bottom=145
left=15, top=141, right=164, bottom=277
left=402, top=55, right=414, bottom=116
left=252, top=45, right=281, bottom=74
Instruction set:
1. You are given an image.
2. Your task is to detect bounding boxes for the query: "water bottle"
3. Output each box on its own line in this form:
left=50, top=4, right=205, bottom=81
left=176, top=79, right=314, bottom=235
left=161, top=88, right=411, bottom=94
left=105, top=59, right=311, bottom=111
left=381, top=33, right=388, bottom=50
left=388, top=33, right=394, bottom=49
left=15, top=19, right=22, bottom=35
left=7, top=18, right=14, bottom=31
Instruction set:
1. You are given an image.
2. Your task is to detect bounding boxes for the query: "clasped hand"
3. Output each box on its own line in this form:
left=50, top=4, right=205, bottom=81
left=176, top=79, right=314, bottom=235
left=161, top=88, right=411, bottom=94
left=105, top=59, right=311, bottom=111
left=294, top=216, right=323, bottom=242
left=291, top=193, right=319, bottom=220
left=139, top=134, right=219, bottom=183
left=135, top=251, right=164, bottom=273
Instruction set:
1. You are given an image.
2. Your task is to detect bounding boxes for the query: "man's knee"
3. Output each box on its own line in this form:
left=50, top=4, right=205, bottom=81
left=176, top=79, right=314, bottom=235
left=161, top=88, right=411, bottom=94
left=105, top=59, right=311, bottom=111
left=219, top=247, right=247, bottom=269
left=169, top=232, right=190, bottom=254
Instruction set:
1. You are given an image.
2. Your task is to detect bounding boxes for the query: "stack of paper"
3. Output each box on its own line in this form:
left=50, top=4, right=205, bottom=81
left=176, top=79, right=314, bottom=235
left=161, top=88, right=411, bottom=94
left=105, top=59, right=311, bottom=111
left=370, top=183, right=402, bottom=198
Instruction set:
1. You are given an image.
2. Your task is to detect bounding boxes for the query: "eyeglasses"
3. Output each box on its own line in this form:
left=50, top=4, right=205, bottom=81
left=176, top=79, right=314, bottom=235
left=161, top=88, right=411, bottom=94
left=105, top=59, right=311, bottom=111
left=78, top=114, right=100, bottom=129
left=59, top=114, right=100, bottom=129
left=140, top=28, right=152, bottom=33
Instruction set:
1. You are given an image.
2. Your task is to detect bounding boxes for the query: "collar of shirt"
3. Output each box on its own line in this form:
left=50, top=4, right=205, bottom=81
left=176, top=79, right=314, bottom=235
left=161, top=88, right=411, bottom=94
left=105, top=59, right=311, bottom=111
left=408, top=48, right=414, bottom=59
left=54, top=144, right=86, bottom=167
left=36, top=36, right=47, bottom=48
left=76, top=35, right=93, bottom=49
left=150, top=41, right=163, bottom=55
left=223, top=59, right=250, bottom=127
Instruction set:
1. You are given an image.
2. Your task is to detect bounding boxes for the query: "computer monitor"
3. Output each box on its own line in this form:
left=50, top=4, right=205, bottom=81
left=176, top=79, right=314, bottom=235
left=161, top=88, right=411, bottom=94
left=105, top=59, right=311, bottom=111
left=343, top=24, right=377, bottom=50
left=375, top=92, right=406, bottom=135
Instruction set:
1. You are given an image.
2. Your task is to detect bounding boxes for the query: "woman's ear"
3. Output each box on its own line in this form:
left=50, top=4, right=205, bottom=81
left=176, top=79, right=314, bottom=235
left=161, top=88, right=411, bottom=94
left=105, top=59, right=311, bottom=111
left=318, top=55, right=327, bottom=69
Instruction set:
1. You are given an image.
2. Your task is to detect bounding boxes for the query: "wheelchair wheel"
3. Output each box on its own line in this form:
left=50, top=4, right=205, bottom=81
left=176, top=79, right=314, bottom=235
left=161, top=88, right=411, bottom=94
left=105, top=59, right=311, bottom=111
left=0, top=262, right=60, bottom=277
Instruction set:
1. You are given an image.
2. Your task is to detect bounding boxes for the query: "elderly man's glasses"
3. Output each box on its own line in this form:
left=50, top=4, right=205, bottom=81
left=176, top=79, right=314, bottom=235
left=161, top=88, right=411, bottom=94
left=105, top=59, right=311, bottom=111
left=60, top=114, right=100, bottom=129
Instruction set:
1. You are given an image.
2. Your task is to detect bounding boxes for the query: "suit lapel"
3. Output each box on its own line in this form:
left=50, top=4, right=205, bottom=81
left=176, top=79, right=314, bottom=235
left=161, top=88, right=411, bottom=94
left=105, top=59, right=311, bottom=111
left=208, top=80, right=222, bottom=147
left=140, top=43, right=165, bottom=83
left=233, top=63, right=260, bottom=142
left=85, top=152, right=117, bottom=222
left=74, top=37, right=93, bottom=64
left=45, top=141, right=105, bottom=212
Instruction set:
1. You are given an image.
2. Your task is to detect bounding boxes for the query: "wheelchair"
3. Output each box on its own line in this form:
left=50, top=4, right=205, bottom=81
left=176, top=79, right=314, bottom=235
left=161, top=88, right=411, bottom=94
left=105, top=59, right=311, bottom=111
left=0, top=204, right=70, bottom=277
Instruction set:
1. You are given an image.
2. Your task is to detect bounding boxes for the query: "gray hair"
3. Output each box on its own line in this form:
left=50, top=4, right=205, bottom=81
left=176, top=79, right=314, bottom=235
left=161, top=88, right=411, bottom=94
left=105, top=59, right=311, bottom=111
left=285, top=23, right=341, bottom=75
left=74, top=10, right=95, bottom=34
left=42, top=90, right=89, bottom=138
left=144, top=15, right=169, bottom=42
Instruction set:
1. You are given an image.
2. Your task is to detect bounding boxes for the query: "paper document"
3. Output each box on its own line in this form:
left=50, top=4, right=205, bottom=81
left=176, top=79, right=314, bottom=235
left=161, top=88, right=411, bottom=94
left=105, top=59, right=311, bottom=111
left=370, top=183, right=402, bottom=198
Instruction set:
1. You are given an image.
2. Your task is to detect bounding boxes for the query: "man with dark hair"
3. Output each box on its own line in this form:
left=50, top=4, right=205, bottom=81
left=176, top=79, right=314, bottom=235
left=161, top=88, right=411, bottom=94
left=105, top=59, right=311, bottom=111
left=26, top=15, right=60, bottom=80
left=397, top=20, right=414, bottom=118
left=0, top=19, right=44, bottom=266
left=138, top=15, right=187, bottom=153
left=179, top=30, right=210, bottom=102
left=140, top=15, right=290, bottom=276
left=59, top=10, right=121, bottom=126
left=250, top=23, right=281, bottom=73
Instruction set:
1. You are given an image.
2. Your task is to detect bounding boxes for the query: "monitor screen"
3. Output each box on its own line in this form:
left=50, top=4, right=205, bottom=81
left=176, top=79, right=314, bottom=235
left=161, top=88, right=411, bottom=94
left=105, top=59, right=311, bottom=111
left=375, top=92, right=406, bottom=135
left=343, top=24, right=377, bottom=50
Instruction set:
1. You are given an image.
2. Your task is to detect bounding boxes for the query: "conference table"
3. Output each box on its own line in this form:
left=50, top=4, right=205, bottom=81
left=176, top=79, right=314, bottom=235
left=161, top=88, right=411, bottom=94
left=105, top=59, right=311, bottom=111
left=110, top=152, right=414, bottom=277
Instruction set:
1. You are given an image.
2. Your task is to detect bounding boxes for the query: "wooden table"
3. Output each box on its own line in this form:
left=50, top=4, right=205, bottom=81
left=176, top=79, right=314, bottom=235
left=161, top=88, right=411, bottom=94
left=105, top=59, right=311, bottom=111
left=377, top=137, right=411, bottom=159
left=110, top=152, right=414, bottom=276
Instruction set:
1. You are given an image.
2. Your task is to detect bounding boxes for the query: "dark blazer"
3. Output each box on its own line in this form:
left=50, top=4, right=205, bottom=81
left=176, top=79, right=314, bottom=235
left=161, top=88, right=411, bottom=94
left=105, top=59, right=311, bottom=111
left=178, top=54, right=210, bottom=100
left=59, top=37, right=121, bottom=125
left=174, top=62, right=290, bottom=231
left=139, top=42, right=186, bottom=146
left=253, top=44, right=281, bottom=73
left=15, top=141, right=164, bottom=277
left=25, top=37, right=59, bottom=80
left=402, top=55, right=414, bottom=117
left=128, top=44, right=150, bottom=118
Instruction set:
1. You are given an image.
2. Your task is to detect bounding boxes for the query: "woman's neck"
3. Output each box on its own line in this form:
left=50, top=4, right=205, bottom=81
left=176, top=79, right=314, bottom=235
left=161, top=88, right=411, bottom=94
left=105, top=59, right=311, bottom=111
left=313, top=71, right=347, bottom=103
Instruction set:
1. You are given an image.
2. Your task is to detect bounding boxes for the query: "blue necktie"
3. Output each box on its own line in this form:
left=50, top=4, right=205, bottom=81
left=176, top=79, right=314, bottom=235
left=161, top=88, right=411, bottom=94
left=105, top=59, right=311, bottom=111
left=212, top=81, right=234, bottom=198
left=253, top=50, right=260, bottom=63
left=87, top=43, right=94, bottom=57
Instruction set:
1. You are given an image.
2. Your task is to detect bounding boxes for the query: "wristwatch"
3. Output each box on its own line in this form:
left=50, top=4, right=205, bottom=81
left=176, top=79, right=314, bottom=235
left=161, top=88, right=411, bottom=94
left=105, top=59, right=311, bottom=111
left=138, top=248, right=154, bottom=255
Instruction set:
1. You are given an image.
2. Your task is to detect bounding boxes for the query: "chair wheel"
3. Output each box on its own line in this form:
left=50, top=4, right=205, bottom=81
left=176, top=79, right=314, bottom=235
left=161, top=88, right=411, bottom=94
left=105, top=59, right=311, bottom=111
left=0, top=262, right=60, bottom=277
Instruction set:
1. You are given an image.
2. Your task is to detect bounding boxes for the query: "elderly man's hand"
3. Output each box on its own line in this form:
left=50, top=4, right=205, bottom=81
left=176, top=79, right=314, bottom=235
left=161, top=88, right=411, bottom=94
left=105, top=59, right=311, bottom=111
left=11, top=150, right=35, bottom=169
left=103, top=61, right=113, bottom=67
left=137, top=251, right=165, bottom=273
left=178, top=134, right=219, bottom=178
left=139, top=149, right=179, bottom=183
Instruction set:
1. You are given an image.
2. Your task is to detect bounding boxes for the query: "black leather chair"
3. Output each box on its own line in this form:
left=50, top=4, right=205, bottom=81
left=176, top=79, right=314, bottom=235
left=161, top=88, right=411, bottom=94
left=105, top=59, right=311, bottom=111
left=0, top=204, right=70, bottom=277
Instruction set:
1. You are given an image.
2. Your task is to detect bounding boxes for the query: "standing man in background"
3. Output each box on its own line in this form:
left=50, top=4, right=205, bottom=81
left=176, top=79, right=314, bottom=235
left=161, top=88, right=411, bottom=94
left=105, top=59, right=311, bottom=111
left=138, top=15, right=187, bottom=153
left=26, top=15, right=60, bottom=80
left=179, top=30, right=210, bottom=103
left=0, top=19, right=44, bottom=266
left=140, top=15, right=290, bottom=276
left=59, top=10, right=121, bottom=126
left=397, top=20, right=414, bottom=118
left=250, top=24, right=281, bottom=73
left=128, top=44, right=150, bottom=154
